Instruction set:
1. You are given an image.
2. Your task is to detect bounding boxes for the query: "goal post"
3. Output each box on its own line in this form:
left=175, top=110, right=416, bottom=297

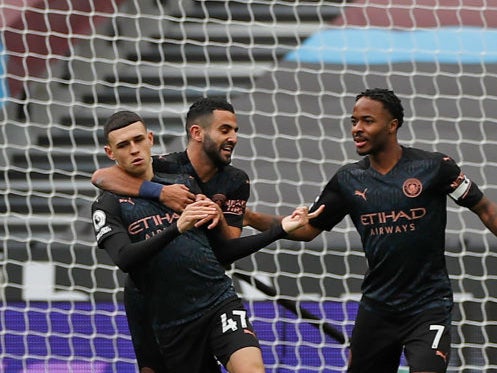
left=1, top=0, right=497, bottom=371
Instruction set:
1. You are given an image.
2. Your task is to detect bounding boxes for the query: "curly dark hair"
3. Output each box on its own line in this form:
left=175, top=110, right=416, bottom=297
left=356, top=88, right=404, bottom=128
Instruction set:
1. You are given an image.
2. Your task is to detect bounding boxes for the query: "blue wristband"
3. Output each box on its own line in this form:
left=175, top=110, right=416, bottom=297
left=139, top=180, right=163, bottom=200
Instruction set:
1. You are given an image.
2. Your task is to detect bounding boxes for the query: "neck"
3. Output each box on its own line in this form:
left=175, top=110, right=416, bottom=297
left=186, top=147, right=218, bottom=182
left=143, top=165, right=155, bottom=181
left=369, top=144, right=402, bottom=175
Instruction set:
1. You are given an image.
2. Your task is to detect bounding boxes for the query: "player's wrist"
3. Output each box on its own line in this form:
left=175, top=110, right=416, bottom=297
left=139, top=180, right=163, bottom=200
left=172, top=221, right=182, bottom=234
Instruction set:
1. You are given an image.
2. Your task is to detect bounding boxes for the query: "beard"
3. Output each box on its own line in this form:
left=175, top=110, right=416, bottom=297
left=203, top=134, right=232, bottom=167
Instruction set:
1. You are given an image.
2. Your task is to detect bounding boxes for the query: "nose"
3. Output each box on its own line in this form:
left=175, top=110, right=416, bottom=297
left=352, top=121, right=363, bottom=135
left=229, top=130, right=238, bottom=145
left=130, top=141, right=140, bottom=153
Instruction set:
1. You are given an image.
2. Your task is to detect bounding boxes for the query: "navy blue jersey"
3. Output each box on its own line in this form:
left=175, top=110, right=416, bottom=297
left=152, top=151, right=250, bottom=228
left=309, top=147, right=483, bottom=316
left=92, top=190, right=237, bottom=329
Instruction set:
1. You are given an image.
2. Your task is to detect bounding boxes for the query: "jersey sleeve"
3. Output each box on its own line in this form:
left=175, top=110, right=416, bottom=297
left=308, top=173, right=349, bottom=231
left=208, top=223, right=286, bottom=265
left=91, top=192, right=181, bottom=272
left=223, top=170, right=250, bottom=229
left=437, top=155, right=483, bottom=208
left=91, top=192, right=127, bottom=245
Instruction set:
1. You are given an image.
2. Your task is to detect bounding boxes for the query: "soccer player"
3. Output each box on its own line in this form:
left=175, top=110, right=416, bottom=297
left=244, top=88, right=497, bottom=373
left=91, top=108, right=322, bottom=372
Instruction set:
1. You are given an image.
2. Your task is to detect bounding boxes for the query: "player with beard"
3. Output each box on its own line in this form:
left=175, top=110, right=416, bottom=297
left=91, top=98, right=254, bottom=372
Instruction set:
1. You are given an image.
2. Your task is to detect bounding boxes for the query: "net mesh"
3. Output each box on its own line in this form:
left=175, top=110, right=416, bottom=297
left=1, top=0, right=497, bottom=371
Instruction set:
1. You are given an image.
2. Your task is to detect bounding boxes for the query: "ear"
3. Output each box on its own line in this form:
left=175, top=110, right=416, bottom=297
left=104, top=145, right=115, bottom=161
left=189, top=124, right=203, bottom=142
left=148, top=131, right=154, bottom=146
left=389, top=119, right=399, bottom=133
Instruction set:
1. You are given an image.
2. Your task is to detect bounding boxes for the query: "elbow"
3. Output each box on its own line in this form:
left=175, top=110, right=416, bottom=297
left=114, top=259, right=132, bottom=273
left=91, top=170, right=104, bottom=188
left=288, top=229, right=317, bottom=242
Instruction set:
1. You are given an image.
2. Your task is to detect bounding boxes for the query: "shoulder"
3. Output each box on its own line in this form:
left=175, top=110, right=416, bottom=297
left=152, top=151, right=184, bottom=164
left=335, top=158, right=369, bottom=176
left=152, top=152, right=189, bottom=172
left=402, top=146, right=448, bottom=162
left=214, top=165, right=250, bottom=199
left=223, top=164, right=250, bottom=180
left=93, top=190, right=118, bottom=203
left=402, top=147, right=461, bottom=175
left=216, top=165, right=250, bottom=187
left=92, top=190, right=119, bottom=212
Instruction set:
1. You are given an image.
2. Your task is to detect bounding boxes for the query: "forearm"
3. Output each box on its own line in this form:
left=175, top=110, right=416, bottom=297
left=93, top=166, right=182, bottom=203
left=102, top=223, right=180, bottom=272
left=92, top=166, right=144, bottom=196
left=208, top=224, right=286, bottom=265
left=216, top=215, right=242, bottom=239
left=472, top=196, right=497, bottom=236
left=244, top=209, right=283, bottom=232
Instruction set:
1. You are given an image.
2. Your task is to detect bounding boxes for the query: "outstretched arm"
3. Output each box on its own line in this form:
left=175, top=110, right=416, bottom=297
left=470, top=195, right=497, bottom=236
left=209, top=205, right=324, bottom=265
left=244, top=207, right=324, bottom=242
left=92, top=165, right=195, bottom=212
left=243, top=208, right=283, bottom=231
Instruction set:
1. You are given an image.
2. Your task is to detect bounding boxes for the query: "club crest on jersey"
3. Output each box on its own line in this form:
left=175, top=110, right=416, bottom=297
left=212, top=194, right=227, bottom=208
left=402, top=178, right=422, bottom=198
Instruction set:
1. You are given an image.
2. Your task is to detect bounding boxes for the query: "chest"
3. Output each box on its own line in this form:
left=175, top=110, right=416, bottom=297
left=119, top=198, right=178, bottom=240
left=340, top=164, right=441, bottom=216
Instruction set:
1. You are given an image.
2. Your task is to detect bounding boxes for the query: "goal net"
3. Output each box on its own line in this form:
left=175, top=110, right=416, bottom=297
left=1, top=0, right=497, bottom=371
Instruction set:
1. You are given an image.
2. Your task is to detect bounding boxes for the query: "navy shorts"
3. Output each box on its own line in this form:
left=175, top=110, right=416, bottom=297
left=156, top=296, right=260, bottom=373
left=124, top=276, right=165, bottom=372
left=348, top=303, right=452, bottom=373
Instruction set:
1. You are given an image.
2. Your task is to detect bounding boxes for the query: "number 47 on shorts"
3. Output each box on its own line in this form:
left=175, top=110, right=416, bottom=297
left=221, top=310, right=248, bottom=333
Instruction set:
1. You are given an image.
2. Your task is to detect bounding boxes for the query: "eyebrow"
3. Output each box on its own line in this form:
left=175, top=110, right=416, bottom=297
left=115, top=134, right=145, bottom=146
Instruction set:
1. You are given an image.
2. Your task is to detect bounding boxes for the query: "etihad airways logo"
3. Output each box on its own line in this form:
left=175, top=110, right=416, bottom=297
left=361, top=208, right=426, bottom=235
left=360, top=208, right=426, bottom=226
left=128, top=212, right=180, bottom=237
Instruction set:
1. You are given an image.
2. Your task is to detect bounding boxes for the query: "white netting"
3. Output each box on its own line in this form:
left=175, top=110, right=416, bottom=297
left=1, top=0, right=497, bottom=371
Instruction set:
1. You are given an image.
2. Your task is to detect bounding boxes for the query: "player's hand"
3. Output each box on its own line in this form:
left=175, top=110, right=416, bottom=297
left=160, top=184, right=196, bottom=212
left=281, top=205, right=325, bottom=233
left=176, top=200, right=218, bottom=233
left=192, top=194, right=223, bottom=230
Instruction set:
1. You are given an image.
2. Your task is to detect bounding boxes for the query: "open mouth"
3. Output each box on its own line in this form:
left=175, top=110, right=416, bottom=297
left=221, top=144, right=234, bottom=155
left=354, top=138, right=367, bottom=148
